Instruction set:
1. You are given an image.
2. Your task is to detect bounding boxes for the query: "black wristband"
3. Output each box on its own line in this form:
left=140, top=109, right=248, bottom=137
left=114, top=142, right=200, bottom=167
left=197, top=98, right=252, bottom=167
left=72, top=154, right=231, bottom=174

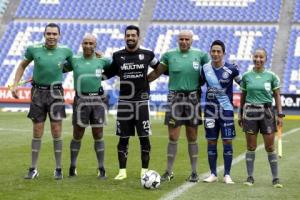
left=277, top=113, right=285, bottom=118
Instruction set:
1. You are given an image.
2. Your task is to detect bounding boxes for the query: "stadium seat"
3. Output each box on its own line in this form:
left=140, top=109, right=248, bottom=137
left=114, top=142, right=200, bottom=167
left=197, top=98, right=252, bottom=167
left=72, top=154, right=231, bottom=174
left=15, top=0, right=144, bottom=20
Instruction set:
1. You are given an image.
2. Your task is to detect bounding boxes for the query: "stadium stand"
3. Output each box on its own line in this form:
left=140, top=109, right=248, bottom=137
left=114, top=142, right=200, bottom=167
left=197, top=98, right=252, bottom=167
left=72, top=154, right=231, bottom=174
left=0, top=21, right=277, bottom=93
left=0, top=22, right=127, bottom=89
left=0, top=0, right=9, bottom=16
left=283, top=28, right=300, bottom=94
left=153, top=0, right=282, bottom=22
left=15, top=0, right=144, bottom=20
left=294, top=0, right=300, bottom=22
left=0, top=0, right=298, bottom=107
left=144, top=25, right=277, bottom=93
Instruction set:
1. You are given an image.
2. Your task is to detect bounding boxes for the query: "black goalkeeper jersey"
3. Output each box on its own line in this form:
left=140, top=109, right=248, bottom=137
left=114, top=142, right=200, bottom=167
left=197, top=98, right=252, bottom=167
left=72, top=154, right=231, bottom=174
left=107, top=48, right=159, bottom=101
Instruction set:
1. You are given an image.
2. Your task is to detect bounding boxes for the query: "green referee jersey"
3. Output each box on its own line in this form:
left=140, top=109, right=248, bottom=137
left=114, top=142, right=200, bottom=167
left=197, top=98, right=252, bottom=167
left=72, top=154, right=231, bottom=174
left=24, top=43, right=73, bottom=85
left=68, top=55, right=111, bottom=93
left=160, top=47, right=209, bottom=91
left=240, top=69, right=280, bottom=104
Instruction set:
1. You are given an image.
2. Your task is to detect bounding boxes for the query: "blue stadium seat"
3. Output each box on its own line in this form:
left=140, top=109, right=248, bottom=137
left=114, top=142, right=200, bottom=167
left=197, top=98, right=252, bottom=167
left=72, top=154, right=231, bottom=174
left=15, top=0, right=144, bottom=20
left=153, top=0, right=281, bottom=22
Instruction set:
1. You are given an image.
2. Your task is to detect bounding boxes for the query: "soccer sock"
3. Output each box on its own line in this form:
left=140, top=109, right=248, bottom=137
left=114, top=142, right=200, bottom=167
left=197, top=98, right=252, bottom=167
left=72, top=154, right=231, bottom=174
left=94, top=139, right=105, bottom=168
left=139, top=137, right=151, bottom=169
left=117, top=137, right=129, bottom=169
left=53, top=137, right=63, bottom=169
left=166, top=141, right=177, bottom=173
left=207, top=144, right=217, bottom=176
left=245, top=150, right=255, bottom=177
left=70, top=139, right=81, bottom=167
left=31, top=137, right=41, bottom=169
left=267, top=151, right=278, bottom=179
left=188, top=142, right=198, bottom=173
left=223, top=143, right=233, bottom=176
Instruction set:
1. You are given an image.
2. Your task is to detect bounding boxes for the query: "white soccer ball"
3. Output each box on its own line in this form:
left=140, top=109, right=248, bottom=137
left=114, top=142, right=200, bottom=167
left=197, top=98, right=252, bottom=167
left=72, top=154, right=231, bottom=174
left=141, top=170, right=161, bottom=189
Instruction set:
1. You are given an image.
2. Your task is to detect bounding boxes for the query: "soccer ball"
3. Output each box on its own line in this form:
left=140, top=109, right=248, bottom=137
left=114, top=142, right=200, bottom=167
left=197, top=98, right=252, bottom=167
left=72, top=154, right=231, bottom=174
left=141, top=170, right=161, bottom=189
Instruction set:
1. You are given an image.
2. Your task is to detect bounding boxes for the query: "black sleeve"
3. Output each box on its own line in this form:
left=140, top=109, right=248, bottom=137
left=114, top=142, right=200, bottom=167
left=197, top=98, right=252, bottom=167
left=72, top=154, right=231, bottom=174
left=149, top=52, right=159, bottom=69
left=62, top=60, right=72, bottom=73
left=102, top=54, right=118, bottom=80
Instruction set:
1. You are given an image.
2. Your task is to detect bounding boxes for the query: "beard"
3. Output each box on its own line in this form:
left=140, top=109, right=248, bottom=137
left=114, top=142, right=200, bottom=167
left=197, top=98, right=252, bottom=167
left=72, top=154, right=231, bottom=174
left=126, top=40, right=137, bottom=49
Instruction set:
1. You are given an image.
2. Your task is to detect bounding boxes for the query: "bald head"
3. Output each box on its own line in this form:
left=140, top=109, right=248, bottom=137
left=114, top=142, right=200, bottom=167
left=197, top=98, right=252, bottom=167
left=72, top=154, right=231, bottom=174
left=178, top=30, right=193, bottom=52
left=178, top=30, right=193, bottom=39
left=83, top=34, right=97, bottom=43
left=82, top=34, right=97, bottom=58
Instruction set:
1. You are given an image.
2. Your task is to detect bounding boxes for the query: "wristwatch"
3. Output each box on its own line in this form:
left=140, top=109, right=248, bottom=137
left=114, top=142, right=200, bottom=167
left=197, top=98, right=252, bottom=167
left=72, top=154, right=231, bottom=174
left=277, top=113, right=285, bottom=118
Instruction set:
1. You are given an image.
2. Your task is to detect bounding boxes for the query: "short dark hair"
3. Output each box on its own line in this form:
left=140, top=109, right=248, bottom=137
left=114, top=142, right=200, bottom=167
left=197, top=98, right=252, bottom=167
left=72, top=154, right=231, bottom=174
left=210, top=40, right=225, bottom=53
left=125, top=25, right=140, bottom=36
left=44, top=23, right=60, bottom=35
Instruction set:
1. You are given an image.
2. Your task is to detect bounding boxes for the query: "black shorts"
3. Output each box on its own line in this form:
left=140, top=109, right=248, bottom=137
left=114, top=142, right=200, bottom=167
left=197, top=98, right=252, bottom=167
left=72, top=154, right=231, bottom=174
left=242, top=103, right=277, bottom=134
left=116, top=100, right=151, bottom=137
left=164, top=91, right=202, bottom=127
left=72, top=95, right=106, bottom=128
left=27, top=86, right=66, bottom=123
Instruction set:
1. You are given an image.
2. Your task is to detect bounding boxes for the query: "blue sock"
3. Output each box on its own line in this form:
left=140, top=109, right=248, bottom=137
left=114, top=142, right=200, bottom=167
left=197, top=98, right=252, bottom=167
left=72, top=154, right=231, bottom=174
left=207, top=144, right=217, bottom=176
left=223, top=143, right=233, bottom=176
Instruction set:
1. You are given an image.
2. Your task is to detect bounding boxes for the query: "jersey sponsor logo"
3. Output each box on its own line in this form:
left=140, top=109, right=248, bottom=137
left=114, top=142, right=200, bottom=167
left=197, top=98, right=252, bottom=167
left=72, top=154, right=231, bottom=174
left=205, top=118, right=215, bottom=128
left=192, top=61, right=200, bottom=70
left=124, top=73, right=144, bottom=79
left=219, top=79, right=230, bottom=83
left=121, top=63, right=145, bottom=70
left=264, top=82, right=271, bottom=91
left=139, top=54, right=144, bottom=60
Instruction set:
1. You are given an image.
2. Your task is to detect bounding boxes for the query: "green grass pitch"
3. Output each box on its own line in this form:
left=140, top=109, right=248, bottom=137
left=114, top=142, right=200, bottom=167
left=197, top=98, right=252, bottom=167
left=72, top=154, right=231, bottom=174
left=0, top=112, right=299, bottom=200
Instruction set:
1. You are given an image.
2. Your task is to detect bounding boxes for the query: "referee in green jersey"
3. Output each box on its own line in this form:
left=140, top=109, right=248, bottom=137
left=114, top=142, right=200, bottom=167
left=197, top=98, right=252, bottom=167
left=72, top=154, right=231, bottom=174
left=148, top=30, right=209, bottom=182
left=64, top=34, right=111, bottom=179
left=11, top=23, right=73, bottom=180
left=239, top=48, right=284, bottom=188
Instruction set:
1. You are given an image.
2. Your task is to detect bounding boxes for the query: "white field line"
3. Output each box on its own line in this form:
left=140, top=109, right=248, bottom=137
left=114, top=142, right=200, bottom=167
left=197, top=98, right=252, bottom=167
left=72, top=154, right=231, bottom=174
left=160, top=127, right=300, bottom=200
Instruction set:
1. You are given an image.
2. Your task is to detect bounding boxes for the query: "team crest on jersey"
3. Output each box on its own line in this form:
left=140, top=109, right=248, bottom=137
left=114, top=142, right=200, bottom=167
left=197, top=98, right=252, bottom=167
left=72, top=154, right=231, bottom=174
left=192, top=61, right=199, bottom=70
left=139, top=54, right=144, bottom=60
left=222, top=71, right=230, bottom=79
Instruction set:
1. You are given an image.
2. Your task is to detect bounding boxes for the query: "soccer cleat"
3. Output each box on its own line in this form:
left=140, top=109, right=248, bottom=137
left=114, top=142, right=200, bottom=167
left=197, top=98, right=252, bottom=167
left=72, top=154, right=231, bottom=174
left=161, top=171, right=174, bottom=182
left=244, top=176, right=254, bottom=186
left=69, top=166, right=77, bottom=177
left=186, top=172, right=199, bottom=182
left=224, top=175, right=235, bottom=184
left=272, top=178, right=283, bottom=188
left=140, top=168, right=148, bottom=178
left=97, top=167, right=107, bottom=180
left=24, top=168, right=39, bottom=179
left=54, top=168, right=63, bottom=180
left=114, top=169, right=127, bottom=180
left=203, top=174, right=218, bottom=183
